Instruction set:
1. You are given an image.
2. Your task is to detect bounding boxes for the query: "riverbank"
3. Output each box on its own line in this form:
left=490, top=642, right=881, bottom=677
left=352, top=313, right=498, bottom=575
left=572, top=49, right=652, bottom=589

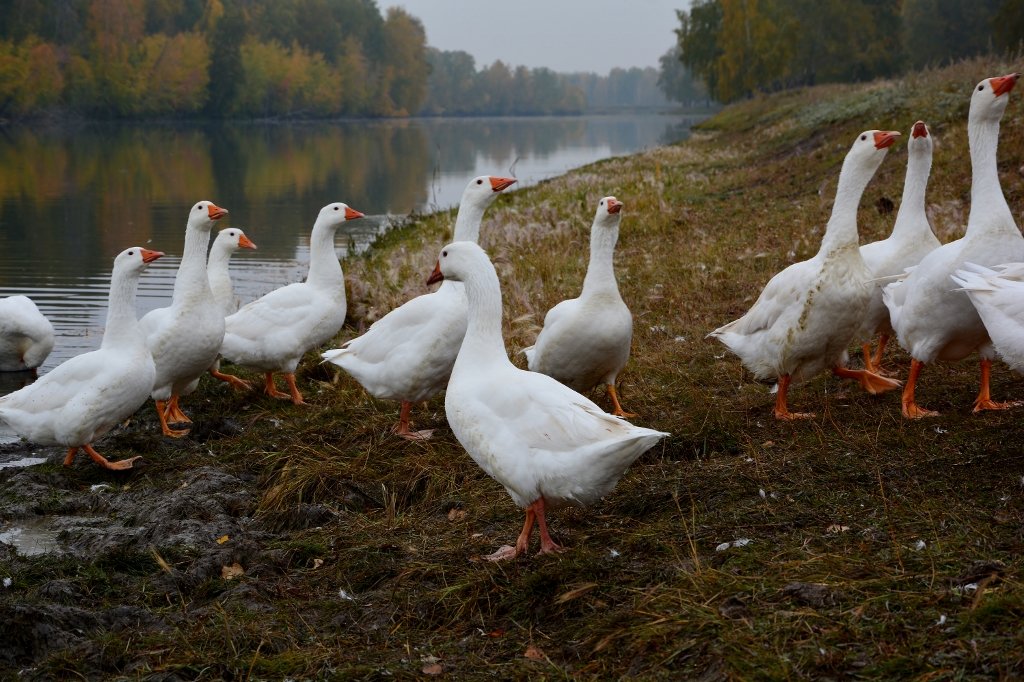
left=1, top=55, right=1023, bottom=678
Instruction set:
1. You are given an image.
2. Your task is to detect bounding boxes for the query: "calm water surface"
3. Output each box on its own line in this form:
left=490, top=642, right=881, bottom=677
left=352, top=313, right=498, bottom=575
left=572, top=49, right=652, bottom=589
left=0, top=112, right=702, bottom=392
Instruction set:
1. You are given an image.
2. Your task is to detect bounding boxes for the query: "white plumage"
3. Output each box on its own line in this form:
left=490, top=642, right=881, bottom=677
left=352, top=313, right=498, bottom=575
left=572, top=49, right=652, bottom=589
left=523, top=196, right=634, bottom=416
left=0, top=247, right=163, bottom=470
left=952, top=262, right=1024, bottom=374
left=0, top=296, right=54, bottom=372
left=206, top=227, right=258, bottom=390
left=322, top=175, right=515, bottom=439
left=432, top=241, right=667, bottom=560
left=709, top=130, right=902, bottom=419
left=219, top=202, right=363, bottom=405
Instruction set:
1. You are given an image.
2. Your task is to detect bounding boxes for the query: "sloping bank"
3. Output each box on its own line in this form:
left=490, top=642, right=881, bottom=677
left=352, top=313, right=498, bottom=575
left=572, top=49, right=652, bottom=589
left=1, top=55, right=1023, bottom=678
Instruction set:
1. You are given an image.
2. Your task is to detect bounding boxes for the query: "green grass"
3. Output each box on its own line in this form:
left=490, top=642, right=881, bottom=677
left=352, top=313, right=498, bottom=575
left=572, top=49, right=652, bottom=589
left=2, top=54, right=1024, bottom=679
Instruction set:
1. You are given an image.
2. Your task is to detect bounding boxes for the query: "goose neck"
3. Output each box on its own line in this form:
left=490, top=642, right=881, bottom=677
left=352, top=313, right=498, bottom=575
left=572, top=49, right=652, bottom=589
left=173, top=225, right=213, bottom=304
left=819, top=154, right=878, bottom=253
left=101, top=268, right=143, bottom=349
left=890, top=147, right=932, bottom=240
left=452, top=201, right=488, bottom=243
left=306, top=222, right=343, bottom=289
left=457, top=265, right=511, bottom=367
left=581, top=222, right=621, bottom=296
left=207, top=251, right=234, bottom=314
left=967, top=115, right=1015, bottom=233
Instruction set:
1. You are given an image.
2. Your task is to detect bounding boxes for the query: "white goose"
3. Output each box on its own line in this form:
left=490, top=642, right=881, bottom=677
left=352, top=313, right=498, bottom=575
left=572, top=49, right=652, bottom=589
left=218, top=202, right=363, bottom=404
left=322, top=175, right=515, bottom=439
left=0, top=296, right=54, bottom=372
left=884, top=74, right=1024, bottom=418
left=708, top=130, right=902, bottom=419
left=856, top=120, right=940, bottom=374
left=0, top=247, right=163, bottom=470
left=952, top=263, right=1024, bottom=373
left=140, top=201, right=229, bottom=437
left=523, top=196, right=635, bottom=416
left=430, top=241, right=667, bottom=560
left=206, top=227, right=258, bottom=389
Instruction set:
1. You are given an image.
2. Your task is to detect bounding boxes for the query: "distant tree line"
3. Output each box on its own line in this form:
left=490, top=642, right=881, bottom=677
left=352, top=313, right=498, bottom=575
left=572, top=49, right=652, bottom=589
left=675, top=0, right=1024, bottom=104
left=0, top=0, right=702, bottom=120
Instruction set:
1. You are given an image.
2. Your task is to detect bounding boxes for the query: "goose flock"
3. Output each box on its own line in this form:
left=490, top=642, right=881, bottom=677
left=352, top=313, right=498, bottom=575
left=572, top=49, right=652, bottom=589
left=1, top=72, right=1023, bottom=559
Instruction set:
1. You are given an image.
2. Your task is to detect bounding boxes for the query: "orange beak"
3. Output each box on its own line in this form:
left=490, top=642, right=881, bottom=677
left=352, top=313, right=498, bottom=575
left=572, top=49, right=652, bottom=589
left=911, top=121, right=928, bottom=139
left=239, top=234, right=257, bottom=250
left=345, top=206, right=365, bottom=220
left=489, top=176, right=517, bottom=192
left=606, top=197, right=623, bottom=214
left=990, top=73, right=1019, bottom=97
left=208, top=203, right=228, bottom=220
left=873, top=130, right=900, bottom=150
left=426, top=261, right=444, bottom=286
left=140, top=249, right=164, bottom=263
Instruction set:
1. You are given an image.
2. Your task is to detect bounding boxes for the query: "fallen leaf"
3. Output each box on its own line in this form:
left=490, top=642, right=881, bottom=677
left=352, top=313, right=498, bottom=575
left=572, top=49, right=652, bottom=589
left=216, top=535, right=230, bottom=545
left=524, top=645, right=545, bottom=661
left=221, top=563, right=244, bottom=580
left=312, top=558, right=324, bottom=570
left=422, top=663, right=443, bottom=675
left=825, top=525, right=851, bottom=534
left=447, top=508, right=467, bottom=522
left=486, top=628, right=504, bottom=638
left=555, top=582, right=599, bottom=604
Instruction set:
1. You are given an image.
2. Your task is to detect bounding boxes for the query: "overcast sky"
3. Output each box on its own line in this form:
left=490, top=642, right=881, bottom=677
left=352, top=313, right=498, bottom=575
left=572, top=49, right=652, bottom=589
left=377, top=0, right=685, bottom=75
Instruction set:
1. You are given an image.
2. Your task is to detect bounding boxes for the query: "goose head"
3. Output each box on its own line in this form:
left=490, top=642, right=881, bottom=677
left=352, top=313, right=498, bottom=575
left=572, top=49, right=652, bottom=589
left=461, top=175, right=517, bottom=208
left=116, top=246, right=164, bottom=273
left=970, top=73, right=1019, bottom=123
left=426, top=241, right=489, bottom=285
left=188, top=200, right=229, bottom=233
left=315, top=202, right=365, bottom=232
left=908, top=120, right=932, bottom=158
left=596, top=196, right=624, bottom=223
left=214, top=227, right=258, bottom=253
left=843, top=129, right=900, bottom=177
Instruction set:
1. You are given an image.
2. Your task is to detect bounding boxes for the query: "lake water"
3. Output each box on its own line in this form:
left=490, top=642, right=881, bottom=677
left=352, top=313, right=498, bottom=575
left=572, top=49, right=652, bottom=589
left=0, top=112, right=703, bottom=392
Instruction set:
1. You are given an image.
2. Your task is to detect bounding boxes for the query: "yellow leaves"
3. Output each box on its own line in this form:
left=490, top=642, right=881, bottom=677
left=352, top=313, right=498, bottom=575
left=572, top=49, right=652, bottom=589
left=216, top=535, right=230, bottom=544
left=221, top=562, right=244, bottom=580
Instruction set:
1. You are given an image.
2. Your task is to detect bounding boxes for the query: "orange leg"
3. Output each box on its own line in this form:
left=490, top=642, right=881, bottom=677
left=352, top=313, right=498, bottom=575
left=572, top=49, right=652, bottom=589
left=902, top=358, right=938, bottom=418
left=155, top=400, right=190, bottom=438
left=832, top=365, right=901, bottom=395
left=394, top=401, right=433, bottom=441
left=64, top=445, right=140, bottom=470
left=861, top=343, right=875, bottom=372
left=973, top=358, right=1020, bottom=413
left=532, top=497, right=564, bottom=555
left=282, top=373, right=306, bottom=405
left=263, top=372, right=291, bottom=400
left=165, top=395, right=192, bottom=424
left=872, top=334, right=891, bottom=375
left=485, top=506, right=535, bottom=561
left=210, top=367, right=252, bottom=391
left=773, top=374, right=814, bottom=420
left=606, top=384, right=637, bottom=418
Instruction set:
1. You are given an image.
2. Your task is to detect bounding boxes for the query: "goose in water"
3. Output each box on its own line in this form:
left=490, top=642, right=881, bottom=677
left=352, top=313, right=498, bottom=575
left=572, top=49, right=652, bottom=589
left=322, top=176, right=515, bottom=438
left=0, top=296, right=54, bottom=372
left=430, top=241, right=667, bottom=560
left=219, top=202, right=363, bottom=404
left=856, top=120, right=940, bottom=374
left=523, top=196, right=635, bottom=416
left=708, top=129, right=902, bottom=419
left=884, top=74, right=1024, bottom=418
left=140, top=201, right=229, bottom=437
left=0, top=247, right=163, bottom=470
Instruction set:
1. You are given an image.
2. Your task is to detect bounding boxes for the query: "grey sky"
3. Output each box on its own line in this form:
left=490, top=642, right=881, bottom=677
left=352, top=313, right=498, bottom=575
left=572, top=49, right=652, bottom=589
left=377, top=0, right=685, bottom=75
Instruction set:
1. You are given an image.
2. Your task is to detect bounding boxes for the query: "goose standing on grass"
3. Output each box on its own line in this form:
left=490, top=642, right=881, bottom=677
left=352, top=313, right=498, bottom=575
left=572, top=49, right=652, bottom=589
left=429, top=241, right=667, bottom=560
left=218, top=202, right=363, bottom=405
left=884, top=74, right=1024, bottom=418
left=140, top=201, right=229, bottom=437
left=0, top=296, right=54, bottom=372
left=952, top=263, right=1024, bottom=373
left=856, top=121, right=940, bottom=374
left=523, top=196, right=635, bottom=416
left=0, top=248, right=163, bottom=470
left=322, top=176, right=515, bottom=439
left=708, top=130, right=903, bottom=420
left=206, top=227, right=258, bottom=389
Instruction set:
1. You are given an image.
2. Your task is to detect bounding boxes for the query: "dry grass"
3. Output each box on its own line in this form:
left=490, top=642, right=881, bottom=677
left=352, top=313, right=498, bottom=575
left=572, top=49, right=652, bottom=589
left=5, top=54, right=1024, bottom=679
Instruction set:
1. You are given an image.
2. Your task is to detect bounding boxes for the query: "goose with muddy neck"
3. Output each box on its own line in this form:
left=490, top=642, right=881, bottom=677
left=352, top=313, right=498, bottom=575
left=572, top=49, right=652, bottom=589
left=140, top=201, right=229, bottom=437
left=708, top=129, right=903, bottom=419
left=206, top=227, right=258, bottom=390
left=0, top=247, right=163, bottom=470
left=523, top=196, right=635, bottom=416
left=884, top=74, right=1024, bottom=418
left=322, top=175, right=515, bottom=439
left=219, top=202, right=363, bottom=405
left=857, top=120, right=940, bottom=374
left=429, top=241, right=667, bottom=560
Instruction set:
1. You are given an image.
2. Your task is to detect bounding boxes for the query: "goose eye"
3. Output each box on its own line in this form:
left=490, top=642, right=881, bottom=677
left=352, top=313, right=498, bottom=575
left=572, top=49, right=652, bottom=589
left=979, top=84, right=984, bottom=91
left=128, top=250, right=134, bottom=256
left=442, top=250, right=448, bottom=257
left=195, top=204, right=202, bottom=211
left=476, top=179, right=483, bottom=185
left=860, top=134, right=867, bottom=141
left=333, top=206, right=339, bottom=211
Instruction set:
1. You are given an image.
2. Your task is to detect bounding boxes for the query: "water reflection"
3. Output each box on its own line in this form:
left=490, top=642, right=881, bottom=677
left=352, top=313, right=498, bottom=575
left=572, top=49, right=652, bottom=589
left=0, top=113, right=702, bottom=380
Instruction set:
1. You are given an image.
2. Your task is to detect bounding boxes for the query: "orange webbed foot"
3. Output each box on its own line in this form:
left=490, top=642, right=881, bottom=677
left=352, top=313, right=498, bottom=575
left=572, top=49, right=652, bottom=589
left=972, top=398, right=1021, bottom=413
left=483, top=545, right=521, bottom=561
left=211, top=369, right=252, bottom=392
